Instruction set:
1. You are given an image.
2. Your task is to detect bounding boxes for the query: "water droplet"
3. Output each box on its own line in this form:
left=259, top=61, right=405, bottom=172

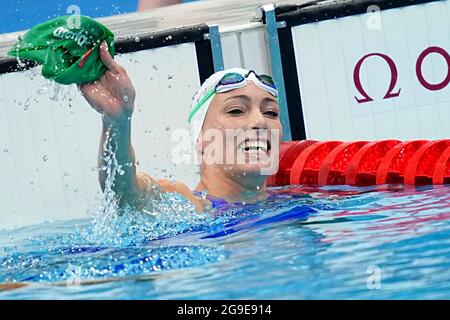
left=134, top=36, right=140, bottom=42
left=16, top=56, right=26, bottom=68
left=165, top=126, right=170, bottom=131
left=37, top=85, right=49, bottom=96
left=3, top=149, right=9, bottom=154
left=23, top=99, right=30, bottom=111
left=42, top=155, right=48, bottom=162
left=167, top=74, right=173, bottom=80
left=256, top=185, right=260, bottom=190
left=152, top=65, right=158, bottom=71
left=123, top=95, right=129, bottom=102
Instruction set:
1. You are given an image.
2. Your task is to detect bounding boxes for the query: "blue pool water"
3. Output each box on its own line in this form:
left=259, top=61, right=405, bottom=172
left=0, top=184, right=449, bottom=299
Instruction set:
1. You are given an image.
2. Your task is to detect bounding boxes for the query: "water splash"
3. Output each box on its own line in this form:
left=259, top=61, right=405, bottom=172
left=15, top=46, right=26, bottom=69
left=80, top=128, right=211, bottom=247
left=0, top=129, right=228, bottom=284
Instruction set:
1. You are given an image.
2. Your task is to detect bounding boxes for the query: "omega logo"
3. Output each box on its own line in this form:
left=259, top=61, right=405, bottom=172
left=354, top=46, right=450, bottom=103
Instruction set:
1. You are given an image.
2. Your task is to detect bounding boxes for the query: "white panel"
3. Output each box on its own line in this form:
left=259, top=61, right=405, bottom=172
left=395, top=108, right=420, bottom=140
left=318, top=19, right=355, bottom=140
left=293, top=24, right=333, bottom=140
left=240, top=28, right=271, bottom=74
left=222, top=26, right=271, bottom=74
left=0, top=71, right=102, bottom=229
left=0, top=42, right=201, bottom=229
left=222, top=33, right=243, bottom=69
left=1, top=72, right=46, bottom=227
left=116, top=44, right=200, bottom=189
left=292, top=1, right=450, bottom=140
left=0, top=81, right=24, bottom=228
left=404, top=5, right=435, bottom=108
left=437, top=102, right=450, bottom=137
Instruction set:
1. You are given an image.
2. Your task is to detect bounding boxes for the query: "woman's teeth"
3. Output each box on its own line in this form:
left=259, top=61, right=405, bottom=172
left=239, top=141, right=268, bottom=153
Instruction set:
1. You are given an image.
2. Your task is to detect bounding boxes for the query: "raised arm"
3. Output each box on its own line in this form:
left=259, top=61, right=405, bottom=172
left=79, top=41, right=209, bottom=212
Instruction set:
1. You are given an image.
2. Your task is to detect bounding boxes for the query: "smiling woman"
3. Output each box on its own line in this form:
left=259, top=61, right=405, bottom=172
left=192, top=70, right=282, bottom=203
left=79, top=44, right=282, bottom=213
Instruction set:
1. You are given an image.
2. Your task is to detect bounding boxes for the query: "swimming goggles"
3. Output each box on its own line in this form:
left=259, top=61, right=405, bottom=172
left=188, top=70, right=278, bottom=123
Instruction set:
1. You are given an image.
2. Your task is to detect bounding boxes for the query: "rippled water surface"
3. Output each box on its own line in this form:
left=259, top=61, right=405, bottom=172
left=0, top=185, right=449, bottom=299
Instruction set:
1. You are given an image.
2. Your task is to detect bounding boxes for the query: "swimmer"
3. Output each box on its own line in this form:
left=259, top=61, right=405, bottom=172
left=79, top=41, right=282, bottom=212
left=0, top=40, right=283, bottom=293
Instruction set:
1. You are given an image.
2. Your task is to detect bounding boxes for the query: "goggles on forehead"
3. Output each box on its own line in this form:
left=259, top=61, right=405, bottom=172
left=188, top=70, right=278, bottom=123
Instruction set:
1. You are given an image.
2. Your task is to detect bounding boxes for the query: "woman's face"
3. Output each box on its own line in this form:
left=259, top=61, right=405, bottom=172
left=199, top=82, right=282, bottom=178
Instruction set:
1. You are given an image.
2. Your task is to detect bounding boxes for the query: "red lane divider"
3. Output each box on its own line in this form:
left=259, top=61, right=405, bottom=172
left=345, top=140, right=400, bottom=186
left=376, top=140, right=429, bottom=185
left=433, top=146, right=450, bottom=185
left=272, top=140, right=317, bottom=186
left=266, top=141, right=295, bottom=186
left=404, top=140, right=450, bottom=185
left=268, top=139, right=450, bottom=187
left=317, top=141, right=369, bottom=185
left=290, top=141, right=343, bottom=185
left=267, top=141, right=304, bottom=186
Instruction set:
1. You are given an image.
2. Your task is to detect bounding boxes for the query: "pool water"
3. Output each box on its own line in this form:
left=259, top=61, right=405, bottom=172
left=0, top=184, right=449, bottom=299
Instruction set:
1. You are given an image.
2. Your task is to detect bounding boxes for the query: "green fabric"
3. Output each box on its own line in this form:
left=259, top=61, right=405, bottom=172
left=8, top=15, right=115, bottom=85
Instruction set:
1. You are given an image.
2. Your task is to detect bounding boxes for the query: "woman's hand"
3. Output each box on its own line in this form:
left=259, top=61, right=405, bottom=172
left=78, top=41, right=136, bottom=120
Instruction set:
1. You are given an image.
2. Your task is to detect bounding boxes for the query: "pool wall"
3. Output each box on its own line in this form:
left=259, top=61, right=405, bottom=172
left=281, top=0, right=450, bottom=141
left=0, top=0, right=449, bottom=229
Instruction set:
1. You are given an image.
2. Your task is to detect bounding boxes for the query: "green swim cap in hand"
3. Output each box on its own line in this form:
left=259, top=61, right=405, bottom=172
left=8, top=15, right=115, bottom=85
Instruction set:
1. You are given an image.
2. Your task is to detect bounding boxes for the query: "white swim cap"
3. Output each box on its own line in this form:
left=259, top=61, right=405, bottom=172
left=188, top=68, right=278, bottom=150
left=188, top=67, right=251, bottom=153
